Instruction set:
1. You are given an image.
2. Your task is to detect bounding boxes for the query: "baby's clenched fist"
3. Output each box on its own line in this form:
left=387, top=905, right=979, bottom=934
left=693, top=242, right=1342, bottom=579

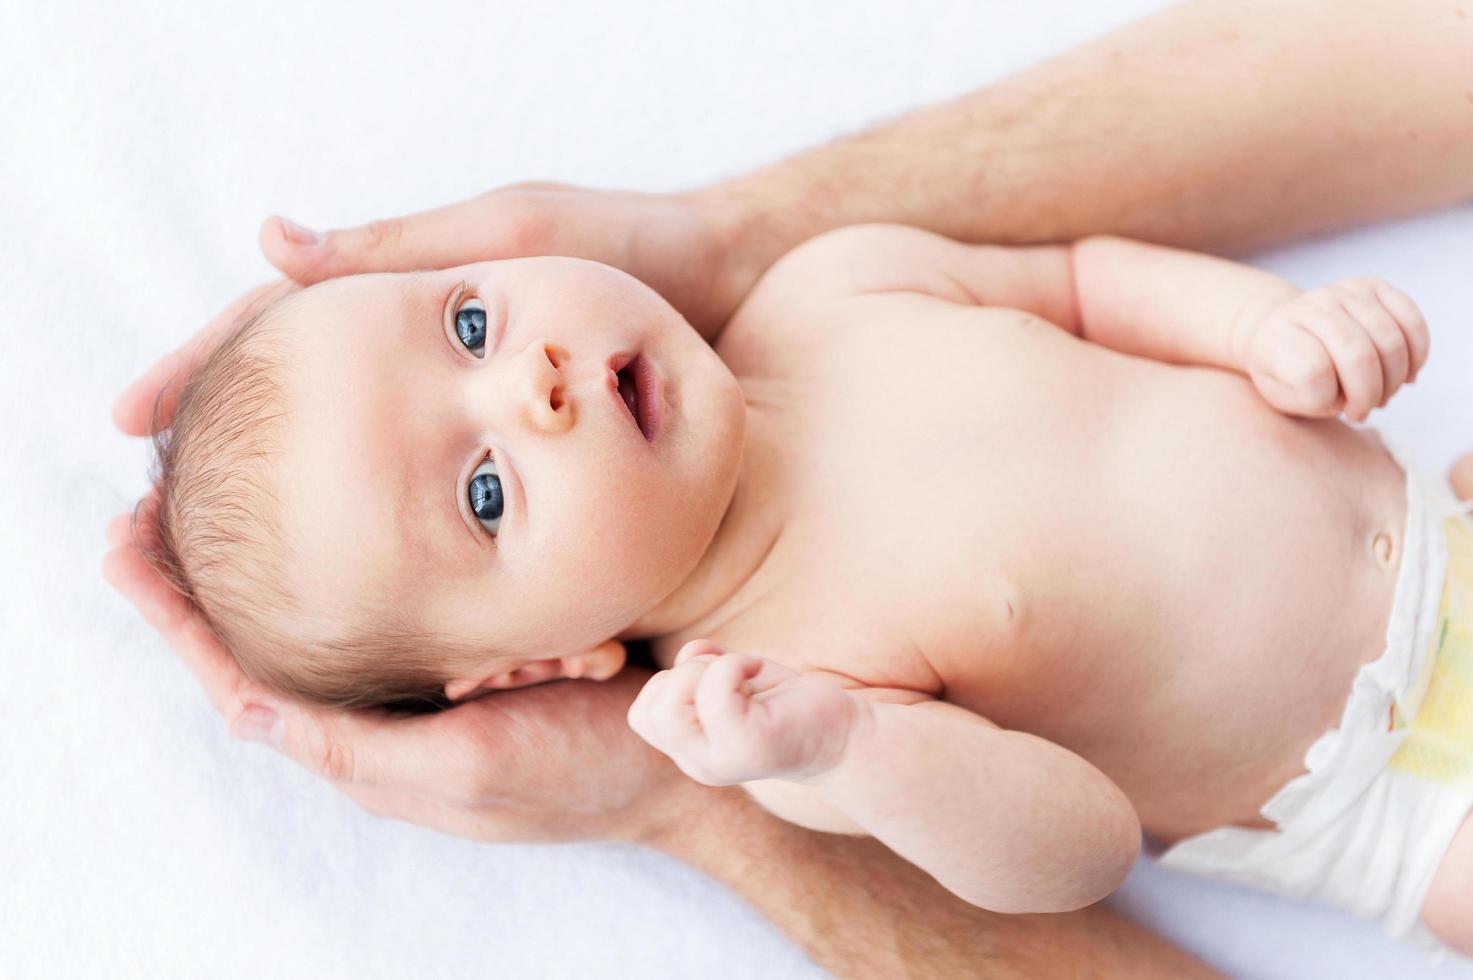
left=1237, top=278, right=1429, bottom=422
left=627, top=641, right=865, bottom=786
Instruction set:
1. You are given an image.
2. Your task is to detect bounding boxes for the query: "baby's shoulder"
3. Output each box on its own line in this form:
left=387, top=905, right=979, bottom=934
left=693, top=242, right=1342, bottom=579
left=717, top=224, right=982, bottom=367
left=744, top=223, right=982, bottom=311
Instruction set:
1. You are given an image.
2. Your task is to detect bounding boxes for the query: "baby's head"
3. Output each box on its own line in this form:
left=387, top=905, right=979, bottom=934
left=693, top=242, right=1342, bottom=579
left=148, top=258, right=746, bottom=709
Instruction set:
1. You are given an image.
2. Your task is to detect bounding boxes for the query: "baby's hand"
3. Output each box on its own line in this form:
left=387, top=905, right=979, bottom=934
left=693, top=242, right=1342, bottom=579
left=627, top=641, right=863, bottom=786
left=1237, top=278, right=1428, bottom=422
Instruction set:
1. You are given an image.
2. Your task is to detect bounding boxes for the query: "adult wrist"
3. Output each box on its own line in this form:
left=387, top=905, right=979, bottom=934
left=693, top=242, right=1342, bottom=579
left=683, top=166, right=832, bottom=319
left=618, top=777, right=754, bottom=858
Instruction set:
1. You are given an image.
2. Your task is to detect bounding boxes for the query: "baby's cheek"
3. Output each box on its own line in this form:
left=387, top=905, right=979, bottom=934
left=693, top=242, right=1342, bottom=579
left=577, top=520, right=691, bottom=625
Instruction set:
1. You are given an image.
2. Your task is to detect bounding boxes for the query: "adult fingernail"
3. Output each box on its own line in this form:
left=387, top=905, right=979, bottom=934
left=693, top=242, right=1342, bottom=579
left=236, top=705, right=282, bottom=745
left=279, top=216, right=321, bottom=247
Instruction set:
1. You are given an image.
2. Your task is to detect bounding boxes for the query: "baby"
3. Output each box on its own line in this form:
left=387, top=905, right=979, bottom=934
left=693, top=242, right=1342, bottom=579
left=148, top=225, right=1473, bottom=955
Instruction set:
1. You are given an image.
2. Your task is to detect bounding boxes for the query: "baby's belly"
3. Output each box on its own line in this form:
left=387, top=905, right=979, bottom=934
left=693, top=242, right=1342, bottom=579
left=930, top=368, right=1409, bottom=838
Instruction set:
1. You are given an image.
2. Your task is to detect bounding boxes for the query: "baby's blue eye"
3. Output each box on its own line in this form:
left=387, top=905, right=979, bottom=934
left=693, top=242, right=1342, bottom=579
left=456, top=297, right=488, bottom=356
left=468, top=458, right=503, bottom=535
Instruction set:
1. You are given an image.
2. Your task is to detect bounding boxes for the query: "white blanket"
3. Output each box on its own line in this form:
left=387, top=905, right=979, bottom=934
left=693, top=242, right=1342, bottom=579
left=3, top=1, right=1471, bottom=976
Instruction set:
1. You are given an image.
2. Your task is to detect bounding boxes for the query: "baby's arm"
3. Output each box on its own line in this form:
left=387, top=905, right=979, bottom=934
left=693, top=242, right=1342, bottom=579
left=628, top=643, right=1141, bottom=914
left=777, top=224, right=1429, bottom=422
left=1067, top=235, right=1429, bottom=421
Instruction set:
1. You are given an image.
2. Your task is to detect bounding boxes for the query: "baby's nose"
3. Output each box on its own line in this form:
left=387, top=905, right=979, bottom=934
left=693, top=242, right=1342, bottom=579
left=514, top=341, right=572, bottom=434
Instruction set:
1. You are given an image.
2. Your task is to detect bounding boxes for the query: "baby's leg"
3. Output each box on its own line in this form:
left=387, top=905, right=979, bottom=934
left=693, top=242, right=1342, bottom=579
left=1422, top=820, right=1473, bottom=954
left=1419, top=451, right=1473, bottom=955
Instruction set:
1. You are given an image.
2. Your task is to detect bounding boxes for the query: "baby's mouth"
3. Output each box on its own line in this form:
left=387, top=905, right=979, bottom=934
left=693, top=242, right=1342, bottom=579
left=610, top=353, right=660, bottom=442
left=616, top=362, right=640, bottom=426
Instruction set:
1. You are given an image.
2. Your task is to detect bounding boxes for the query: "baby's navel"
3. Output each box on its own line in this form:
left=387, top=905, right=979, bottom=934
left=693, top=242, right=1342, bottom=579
left=1371, top=530, right=1397, bottom=569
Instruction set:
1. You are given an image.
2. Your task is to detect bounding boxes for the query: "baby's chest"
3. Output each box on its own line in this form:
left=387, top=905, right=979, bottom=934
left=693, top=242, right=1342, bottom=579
left=745, top=310, right=1085, bottom=553
left=700, top=523, right=1023, bottom=700
left=712, top=303, right=1081, bottom=695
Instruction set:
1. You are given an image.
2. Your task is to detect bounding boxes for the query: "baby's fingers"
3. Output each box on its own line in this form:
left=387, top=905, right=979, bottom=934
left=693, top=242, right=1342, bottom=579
left=674, top=638, right=723, bottom=666
left=1253, top=321, right=1341, bottom=417
left=1338, top=292, right=1410, bottom=407
left=1305, top=313, right=1382, bottom=421
left=1370, top=280, right=1430, bottom=382
left=693, top=652, right=768, bottom=736
left=627, top=665, right=705, bottom=756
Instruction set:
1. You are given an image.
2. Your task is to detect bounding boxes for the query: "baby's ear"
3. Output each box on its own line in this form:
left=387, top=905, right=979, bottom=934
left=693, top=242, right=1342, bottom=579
left=444, top=640, right=627, bottom=701
left=561, top=639, right=627, bottom=681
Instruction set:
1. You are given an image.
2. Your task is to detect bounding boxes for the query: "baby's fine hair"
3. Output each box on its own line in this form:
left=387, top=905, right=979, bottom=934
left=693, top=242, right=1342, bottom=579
left=141, top=298, right=465, bottom=711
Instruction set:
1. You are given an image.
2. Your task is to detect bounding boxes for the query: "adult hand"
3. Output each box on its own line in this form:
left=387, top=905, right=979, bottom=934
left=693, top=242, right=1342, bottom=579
left=257, top=184, right=758, bottom=337
left=102, top=499, right=692, bottom=843
left=113, top=182, right=767, bottom=438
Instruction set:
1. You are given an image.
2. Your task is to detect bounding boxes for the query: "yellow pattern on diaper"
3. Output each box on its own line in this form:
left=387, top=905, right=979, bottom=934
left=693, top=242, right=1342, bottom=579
left=1390, top=516, right=1473, bottom=788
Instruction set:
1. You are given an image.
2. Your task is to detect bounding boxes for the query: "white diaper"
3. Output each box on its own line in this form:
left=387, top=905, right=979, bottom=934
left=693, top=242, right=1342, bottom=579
left=1158, top=457, right=1473, bottom=955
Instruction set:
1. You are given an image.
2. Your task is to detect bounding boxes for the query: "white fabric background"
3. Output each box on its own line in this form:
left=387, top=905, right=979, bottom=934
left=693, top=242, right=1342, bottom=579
left=3, top=1, right=1471, bottom=977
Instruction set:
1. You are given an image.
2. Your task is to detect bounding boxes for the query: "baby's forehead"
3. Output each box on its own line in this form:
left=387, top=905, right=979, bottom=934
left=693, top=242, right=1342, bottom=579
left=277, top=272, right=395, bottom=318
left=258, top=274, right=412, bottom=361
left=268, top=276, right=427, bottom=557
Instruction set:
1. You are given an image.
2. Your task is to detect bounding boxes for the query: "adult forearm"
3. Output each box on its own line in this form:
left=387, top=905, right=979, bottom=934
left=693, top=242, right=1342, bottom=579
left=647, top=784, right=1217, bottom=979
left=706, top=0, right=1473, bottom=275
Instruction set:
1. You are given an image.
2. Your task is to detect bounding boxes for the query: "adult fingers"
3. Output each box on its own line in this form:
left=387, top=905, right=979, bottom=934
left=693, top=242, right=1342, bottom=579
left=335, top=781, right=497, bottom=840
left=106, top=510, right=134, bottom=548
left=336, top=780, right=583, bottom=844
left=101, top=537, right=270, bottom=725
left=260, top=184, right=573, bottom=285
left=259, top=185, right=743, bottom=336
left=113, top=279, right=296, bottom=436
left=271, top=698, right=519, bottom=800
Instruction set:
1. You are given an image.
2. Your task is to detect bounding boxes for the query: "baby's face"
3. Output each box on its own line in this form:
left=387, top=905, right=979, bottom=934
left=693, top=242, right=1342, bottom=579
left=271, top=258, right=745, bottom=663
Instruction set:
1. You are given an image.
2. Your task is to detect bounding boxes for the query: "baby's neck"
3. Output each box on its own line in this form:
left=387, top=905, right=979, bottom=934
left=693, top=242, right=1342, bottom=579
left=623, top=396, right=790, bottom=642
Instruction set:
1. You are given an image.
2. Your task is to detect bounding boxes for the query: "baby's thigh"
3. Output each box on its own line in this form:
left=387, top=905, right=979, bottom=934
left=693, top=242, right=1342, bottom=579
left=1421, top=812, right=1473, bottom=955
